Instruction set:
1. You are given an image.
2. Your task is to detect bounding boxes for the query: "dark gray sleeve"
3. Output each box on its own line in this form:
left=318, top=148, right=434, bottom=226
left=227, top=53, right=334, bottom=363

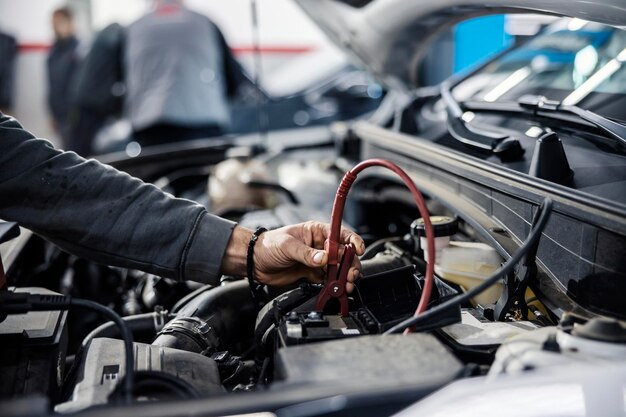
left=0, top=113, right=235, bottom=284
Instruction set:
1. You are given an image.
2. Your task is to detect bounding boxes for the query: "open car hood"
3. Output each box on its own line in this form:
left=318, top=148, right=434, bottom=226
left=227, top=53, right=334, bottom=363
left=294, top=0, right=626, bottom=90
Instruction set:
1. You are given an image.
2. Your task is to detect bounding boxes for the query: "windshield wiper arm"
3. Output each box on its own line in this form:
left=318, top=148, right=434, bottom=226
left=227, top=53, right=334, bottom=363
left=517, top=94, right=626, bottom=147
left=440, top=81, right=523, bottom=160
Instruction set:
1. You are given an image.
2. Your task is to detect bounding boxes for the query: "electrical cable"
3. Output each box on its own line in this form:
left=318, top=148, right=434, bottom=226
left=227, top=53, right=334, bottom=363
left=360, top=237, right=402, bottom=261
left=0, top=293, right=135, bottom=403
left=328, top=159, right=435, bottom=333
left=71, top=298, right=134, bottom=403
left=81, top=310, right=174, bottom=349
left=384, top=197, right=553, bottom=334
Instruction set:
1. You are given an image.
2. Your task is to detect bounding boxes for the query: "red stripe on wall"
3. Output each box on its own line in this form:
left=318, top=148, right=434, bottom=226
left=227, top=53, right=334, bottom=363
left=18, top=43, right=51, bottom=53
left=18, top=43, right=317, bottom=55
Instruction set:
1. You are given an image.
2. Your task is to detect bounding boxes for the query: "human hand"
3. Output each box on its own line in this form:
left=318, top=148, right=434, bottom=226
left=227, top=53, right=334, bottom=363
left=220, top=222, right=364, bottom=292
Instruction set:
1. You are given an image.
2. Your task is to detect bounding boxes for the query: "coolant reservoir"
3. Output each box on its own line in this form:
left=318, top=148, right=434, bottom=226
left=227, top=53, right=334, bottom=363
left=412, top=216, right=504, bottom=306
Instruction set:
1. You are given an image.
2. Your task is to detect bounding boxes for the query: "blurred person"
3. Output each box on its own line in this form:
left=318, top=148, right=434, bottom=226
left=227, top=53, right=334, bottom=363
left=47, top=6, right=80, bottom=148
left=0, top=30, right=17, bottom=114
left=70, top=23, right=126, bottom=156
left=125, top=0, right=245, bottom=147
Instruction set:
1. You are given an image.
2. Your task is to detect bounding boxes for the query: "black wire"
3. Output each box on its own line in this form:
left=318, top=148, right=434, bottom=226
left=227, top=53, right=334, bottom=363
left=361, top=237, right=402, bottom=260
left=384, top=198, right=553, bottom=334
left=70, top=298, right=134, bottom=403
left=257, top=356, right=271, bottom=385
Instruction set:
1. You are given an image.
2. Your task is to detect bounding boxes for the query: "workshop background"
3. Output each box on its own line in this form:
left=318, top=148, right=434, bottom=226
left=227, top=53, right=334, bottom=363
left=0, top=0, right=552, bottom=146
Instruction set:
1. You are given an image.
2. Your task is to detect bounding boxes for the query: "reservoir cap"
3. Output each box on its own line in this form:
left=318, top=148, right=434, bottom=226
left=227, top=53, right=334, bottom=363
left=411, top=216, right=458, bottom=238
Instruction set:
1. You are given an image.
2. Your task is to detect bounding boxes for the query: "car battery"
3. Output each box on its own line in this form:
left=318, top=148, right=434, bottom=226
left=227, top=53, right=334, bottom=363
left=277, top=265, right=460, bottom=346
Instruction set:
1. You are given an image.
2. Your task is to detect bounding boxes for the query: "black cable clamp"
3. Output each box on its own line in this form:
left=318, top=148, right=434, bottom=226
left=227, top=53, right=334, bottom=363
left=246, top=227, right=267, bottom=299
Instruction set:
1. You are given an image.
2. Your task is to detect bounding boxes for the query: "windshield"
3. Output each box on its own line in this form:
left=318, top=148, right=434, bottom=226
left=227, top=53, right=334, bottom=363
left=453, top=19, right=626, bottom=122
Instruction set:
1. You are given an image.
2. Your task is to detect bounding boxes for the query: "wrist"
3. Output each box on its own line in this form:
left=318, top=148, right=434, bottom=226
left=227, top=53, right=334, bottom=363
left=220, top=225, right=253, bottom=276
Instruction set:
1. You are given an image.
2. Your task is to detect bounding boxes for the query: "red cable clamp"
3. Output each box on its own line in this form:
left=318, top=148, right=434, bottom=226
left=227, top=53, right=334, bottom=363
left=314, top=243, right=356, bottom=317
left=315, top=159, right=436, bottom=333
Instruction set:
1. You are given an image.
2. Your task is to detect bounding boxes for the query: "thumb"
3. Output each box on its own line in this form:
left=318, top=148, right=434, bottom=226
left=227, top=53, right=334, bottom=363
left=285, top=238, right=328, bottom=268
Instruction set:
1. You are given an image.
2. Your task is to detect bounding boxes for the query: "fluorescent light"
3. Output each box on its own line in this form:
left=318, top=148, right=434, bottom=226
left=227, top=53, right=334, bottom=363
left=562, top=47, right=626, bottom=105
left=483, top=67, right=532, bottom=102
left=568, top=18, right=588, bottom=31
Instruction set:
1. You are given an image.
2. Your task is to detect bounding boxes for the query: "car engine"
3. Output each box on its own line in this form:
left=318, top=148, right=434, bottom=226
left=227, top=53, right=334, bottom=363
left=1, top=145, right=625, bottom=417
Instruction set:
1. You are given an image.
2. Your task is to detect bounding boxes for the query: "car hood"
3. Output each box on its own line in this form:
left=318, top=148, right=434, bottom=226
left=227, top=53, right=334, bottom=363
left=294, top=0, right=626, bottom=90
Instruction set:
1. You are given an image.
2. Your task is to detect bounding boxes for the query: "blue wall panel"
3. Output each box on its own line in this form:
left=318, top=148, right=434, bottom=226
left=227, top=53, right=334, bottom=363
left=454, top=15, right=511, bottom=73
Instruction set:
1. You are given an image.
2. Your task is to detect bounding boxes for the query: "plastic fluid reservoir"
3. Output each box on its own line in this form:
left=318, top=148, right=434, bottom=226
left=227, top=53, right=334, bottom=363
left=412, top=216, right=504, bottom=306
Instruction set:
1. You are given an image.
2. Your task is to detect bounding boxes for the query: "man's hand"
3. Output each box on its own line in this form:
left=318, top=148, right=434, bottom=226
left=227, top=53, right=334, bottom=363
left=220, top=222, right=365, bottom=293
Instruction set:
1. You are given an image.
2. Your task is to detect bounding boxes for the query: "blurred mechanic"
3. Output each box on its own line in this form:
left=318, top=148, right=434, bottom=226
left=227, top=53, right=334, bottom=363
left=0, top=112, right=363, bottom=292
left=0, top=30, right=17, bottom=114
left=125, top=0, right=245, bottom=147
left=47, top=7, right=81, bottom=148
left=69, top=23, right=126, bottom=156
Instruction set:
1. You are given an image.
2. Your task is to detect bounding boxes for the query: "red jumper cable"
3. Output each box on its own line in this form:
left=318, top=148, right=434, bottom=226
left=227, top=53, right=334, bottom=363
left=315, top=159, right=436, bottom=334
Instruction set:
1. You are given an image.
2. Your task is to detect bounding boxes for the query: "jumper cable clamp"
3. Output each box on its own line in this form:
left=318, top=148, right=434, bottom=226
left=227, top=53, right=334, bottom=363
left=314, top=243, right=356, bottom=316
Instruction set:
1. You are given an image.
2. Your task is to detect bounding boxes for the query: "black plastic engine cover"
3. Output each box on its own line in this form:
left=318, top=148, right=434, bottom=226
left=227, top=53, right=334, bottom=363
left=0, top=287, right=68, bottom=401
left=274, top=334, right=463, bottom=389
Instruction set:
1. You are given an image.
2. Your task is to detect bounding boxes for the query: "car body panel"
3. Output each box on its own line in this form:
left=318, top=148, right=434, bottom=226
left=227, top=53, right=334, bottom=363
left=295, top=0, right=626, bottom=89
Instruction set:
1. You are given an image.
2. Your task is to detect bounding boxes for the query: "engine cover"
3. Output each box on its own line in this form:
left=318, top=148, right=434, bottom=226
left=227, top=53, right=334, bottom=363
left=56, top=338, right=222, bottom=413
left=274, top=334, right=463, bottom=390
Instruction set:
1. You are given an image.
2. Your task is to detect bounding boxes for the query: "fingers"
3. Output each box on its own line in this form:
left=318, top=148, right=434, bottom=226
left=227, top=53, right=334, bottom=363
left=304, top=267, right=325, bottom=284
left=267, top=222, right=364, bottom=294
left=340, top=227, right=365, bottom=256
left=302, top=221, right=365, bottom=256
left=345, top=255, right=362, bottom=294
left=285, top=236, right=328, bottom=268
left=301, top=246, right=361, bottom=293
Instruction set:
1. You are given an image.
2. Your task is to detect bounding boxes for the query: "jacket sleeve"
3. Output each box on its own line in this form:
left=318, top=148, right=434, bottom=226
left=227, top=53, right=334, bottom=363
left=0, top=113, right=235, bottom=284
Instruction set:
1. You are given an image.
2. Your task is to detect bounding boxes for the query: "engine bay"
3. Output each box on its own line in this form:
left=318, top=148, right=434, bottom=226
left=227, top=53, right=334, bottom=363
left=2, top=142, right=625, bottom=417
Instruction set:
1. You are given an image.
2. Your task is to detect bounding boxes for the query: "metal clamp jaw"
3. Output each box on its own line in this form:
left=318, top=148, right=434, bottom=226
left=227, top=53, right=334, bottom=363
left=315, top=243, right=356, bottom=316
left=494, top=261, right=536, bottom=321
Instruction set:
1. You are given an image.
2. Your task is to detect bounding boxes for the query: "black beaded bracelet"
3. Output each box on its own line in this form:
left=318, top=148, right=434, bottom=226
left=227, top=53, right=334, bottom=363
left=246, top=227, right=267, bottom=295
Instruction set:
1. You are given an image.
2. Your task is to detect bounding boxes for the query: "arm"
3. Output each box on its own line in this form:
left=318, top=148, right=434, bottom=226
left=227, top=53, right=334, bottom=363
left=0, top=112, right=235, bottom=284
left=0, top=113, right=364, bottom=289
